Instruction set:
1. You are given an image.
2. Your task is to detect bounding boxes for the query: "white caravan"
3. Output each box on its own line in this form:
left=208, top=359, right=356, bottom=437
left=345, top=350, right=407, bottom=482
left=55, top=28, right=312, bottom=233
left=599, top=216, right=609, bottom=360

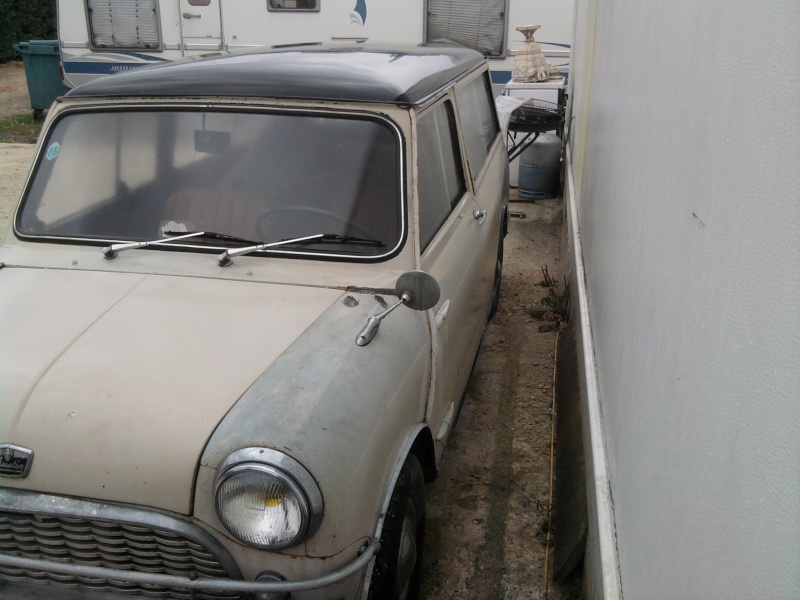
left=57, top=0, right=573, bottom=90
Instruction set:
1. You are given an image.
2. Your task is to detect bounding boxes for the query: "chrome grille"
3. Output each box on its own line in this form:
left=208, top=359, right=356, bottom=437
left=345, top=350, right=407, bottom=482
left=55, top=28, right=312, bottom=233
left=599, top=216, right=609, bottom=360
left=0, top=512, right=241, bottom=599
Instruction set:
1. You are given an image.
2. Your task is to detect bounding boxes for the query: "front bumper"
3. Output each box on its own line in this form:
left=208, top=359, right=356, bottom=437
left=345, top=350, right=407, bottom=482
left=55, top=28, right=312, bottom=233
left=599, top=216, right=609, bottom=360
left=0, top=487, right=377, bottom=598
left=0, top=545, right=378, bottom=596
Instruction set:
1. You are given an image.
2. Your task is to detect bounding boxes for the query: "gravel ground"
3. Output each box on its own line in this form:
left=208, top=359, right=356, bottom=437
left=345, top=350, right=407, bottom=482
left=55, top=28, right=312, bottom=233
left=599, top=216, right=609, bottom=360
left=0, top=62, right=581, bottom=599
left=0, top=62, right=31, bottom=119
left=0, top=144, right=33, bottom=233
left=419, top=198, right=581, bottom=600
left=0, top=61, right=37, bottom=233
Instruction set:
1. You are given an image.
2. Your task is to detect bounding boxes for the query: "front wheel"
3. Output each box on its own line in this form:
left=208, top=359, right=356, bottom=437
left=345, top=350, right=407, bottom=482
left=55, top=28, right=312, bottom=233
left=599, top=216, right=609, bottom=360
left=488, top=239, right=504, bottom=321
left=369, top=454, right=426, bottom=600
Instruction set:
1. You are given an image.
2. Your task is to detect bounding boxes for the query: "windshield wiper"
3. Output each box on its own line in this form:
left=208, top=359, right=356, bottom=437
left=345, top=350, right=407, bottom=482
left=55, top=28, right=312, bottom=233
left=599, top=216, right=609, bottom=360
left=102, top=231, right=260, bottom=260
left=216, top=233, right=384, bottom=267
left=217, top=234, right=325, bottom=267
left=103, top=231, right=205, bottom=259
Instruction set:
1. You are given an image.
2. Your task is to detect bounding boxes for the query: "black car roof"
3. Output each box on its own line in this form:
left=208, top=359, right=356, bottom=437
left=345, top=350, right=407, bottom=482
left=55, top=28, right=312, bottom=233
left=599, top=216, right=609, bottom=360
left=66, top=44, right=486, bottom=106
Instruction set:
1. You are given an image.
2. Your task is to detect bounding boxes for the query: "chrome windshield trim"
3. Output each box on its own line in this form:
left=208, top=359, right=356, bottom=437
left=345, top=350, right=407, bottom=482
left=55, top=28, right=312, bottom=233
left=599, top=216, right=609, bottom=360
left=15, top=102, right=408, bottom=263
left=0, top=487, right=241, bottom=579
left=0, top=540, right=379, bottom=594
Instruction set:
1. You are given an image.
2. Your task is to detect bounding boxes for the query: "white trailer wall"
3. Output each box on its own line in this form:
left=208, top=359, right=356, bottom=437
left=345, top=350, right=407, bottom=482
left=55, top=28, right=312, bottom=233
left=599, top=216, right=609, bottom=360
left=566, top=2, right=800, bottom=598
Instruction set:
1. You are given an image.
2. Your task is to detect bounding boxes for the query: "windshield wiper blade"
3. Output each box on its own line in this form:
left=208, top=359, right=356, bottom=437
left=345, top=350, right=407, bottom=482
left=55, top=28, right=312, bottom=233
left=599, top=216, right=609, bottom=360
left=312, top=234, right=385, bottom=246
left=162, top=230, right=260, bottom=245
left=273, top=233, right=384, bottom=247
left=217, top=234, right=325, bottom=267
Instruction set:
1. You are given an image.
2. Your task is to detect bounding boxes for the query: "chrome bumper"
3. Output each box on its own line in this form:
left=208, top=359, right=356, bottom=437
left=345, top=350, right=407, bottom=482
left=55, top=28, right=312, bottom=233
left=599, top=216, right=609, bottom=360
left=0, top=543, right=379, bottom=595
left=0, top=487, right=378, bottom=596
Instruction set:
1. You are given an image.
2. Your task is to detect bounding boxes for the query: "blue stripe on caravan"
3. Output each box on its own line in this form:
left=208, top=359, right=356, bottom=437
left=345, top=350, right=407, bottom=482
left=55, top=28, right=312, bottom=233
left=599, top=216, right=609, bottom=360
left=122, top=52, right=168, bottom=61
left=491, top=69, right=570, bottom=86
left=64, top=62, right=153, bottom=75
left=538, top=42, right=571, bottom=49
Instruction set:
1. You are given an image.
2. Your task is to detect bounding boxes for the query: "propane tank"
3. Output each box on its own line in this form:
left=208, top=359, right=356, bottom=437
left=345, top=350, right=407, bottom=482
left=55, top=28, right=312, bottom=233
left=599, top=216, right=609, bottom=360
left=518, top=132, right=561, bottom=199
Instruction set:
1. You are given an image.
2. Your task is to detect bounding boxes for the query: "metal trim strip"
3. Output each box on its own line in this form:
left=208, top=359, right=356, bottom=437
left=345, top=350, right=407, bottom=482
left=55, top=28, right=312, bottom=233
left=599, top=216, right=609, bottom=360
left=0, top=541, right=379, bottom=594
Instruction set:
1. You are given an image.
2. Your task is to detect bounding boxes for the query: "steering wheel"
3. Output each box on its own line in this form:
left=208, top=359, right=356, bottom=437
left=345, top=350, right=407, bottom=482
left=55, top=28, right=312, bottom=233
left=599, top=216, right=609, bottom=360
left=256, top=206, right=377, bottom=241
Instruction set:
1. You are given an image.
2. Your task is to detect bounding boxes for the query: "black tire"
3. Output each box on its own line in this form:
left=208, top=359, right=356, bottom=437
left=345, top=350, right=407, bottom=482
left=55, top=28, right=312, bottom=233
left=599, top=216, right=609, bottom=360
left=488, top=239, right=503, bottom=321
left=369, top=454, right=426, bottom=600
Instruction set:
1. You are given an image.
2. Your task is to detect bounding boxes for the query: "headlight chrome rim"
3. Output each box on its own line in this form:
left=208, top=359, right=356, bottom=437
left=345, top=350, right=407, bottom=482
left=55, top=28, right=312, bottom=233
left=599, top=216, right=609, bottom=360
left=214, top=448, right=324, bottom=550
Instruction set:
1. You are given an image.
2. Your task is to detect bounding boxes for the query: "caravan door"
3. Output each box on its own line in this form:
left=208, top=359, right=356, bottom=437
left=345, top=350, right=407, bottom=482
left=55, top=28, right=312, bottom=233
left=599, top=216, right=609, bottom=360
left=179, top=0, right=222, bottom=52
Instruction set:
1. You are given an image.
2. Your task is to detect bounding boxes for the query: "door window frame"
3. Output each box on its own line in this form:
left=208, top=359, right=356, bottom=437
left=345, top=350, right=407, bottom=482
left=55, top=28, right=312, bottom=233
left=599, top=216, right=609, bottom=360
left=452, top=68, right=502, bottom=188
left=415, top=98, right=470, bottom=253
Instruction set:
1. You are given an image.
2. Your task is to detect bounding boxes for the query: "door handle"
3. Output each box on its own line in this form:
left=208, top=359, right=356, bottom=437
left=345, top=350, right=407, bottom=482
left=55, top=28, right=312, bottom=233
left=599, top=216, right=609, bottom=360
left=473, top=209, right=487, bottom=225
left=434, top=299, right=450, bottom=329
left=183, top=12, right=202, bottom=18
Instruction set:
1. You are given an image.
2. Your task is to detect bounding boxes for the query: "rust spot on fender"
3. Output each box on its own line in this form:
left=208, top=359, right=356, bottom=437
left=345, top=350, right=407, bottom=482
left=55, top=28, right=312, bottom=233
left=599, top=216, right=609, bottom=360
left=342, top=295, right=359, bottom=308
left=345, top=286, right=395, bottom=296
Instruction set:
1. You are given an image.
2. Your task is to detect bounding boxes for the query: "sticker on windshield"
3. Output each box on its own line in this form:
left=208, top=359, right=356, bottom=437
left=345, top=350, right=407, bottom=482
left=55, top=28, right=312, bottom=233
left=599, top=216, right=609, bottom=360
left=45, top=142, right=61, bottom=161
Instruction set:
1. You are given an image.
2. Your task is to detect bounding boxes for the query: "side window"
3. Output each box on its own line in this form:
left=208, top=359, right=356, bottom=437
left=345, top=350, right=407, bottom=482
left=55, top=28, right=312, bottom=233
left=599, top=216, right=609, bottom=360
left=87, top=0, right=161, bottom=50
left=267, top=0, right=320, bottom=11
left=455, top=72, right=501, bottom=177
left=417, top=101, right=466, bottom=251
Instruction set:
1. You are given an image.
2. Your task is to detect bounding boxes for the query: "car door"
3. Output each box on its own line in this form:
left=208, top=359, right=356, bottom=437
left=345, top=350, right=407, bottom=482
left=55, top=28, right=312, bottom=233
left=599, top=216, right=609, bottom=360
left=417, top=97, right=496, bottom=456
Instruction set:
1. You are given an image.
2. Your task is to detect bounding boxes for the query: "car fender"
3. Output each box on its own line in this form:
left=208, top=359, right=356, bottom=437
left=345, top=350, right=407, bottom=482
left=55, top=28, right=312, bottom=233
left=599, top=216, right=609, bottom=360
left=193, top=289, right=432, bottom=570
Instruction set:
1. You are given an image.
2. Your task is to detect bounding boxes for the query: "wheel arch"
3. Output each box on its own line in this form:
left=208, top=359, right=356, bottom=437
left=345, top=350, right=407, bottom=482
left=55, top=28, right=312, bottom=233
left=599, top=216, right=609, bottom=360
left=361, top=424, right=436, bottom=597
left=409, top=426, right=437, bottom=484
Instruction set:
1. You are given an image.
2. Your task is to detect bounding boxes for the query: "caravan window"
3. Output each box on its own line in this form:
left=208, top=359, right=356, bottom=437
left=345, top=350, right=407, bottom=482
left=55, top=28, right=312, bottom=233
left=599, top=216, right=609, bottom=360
left=86, top=0, right=161, bottom=50
left=425, top=0, right=507, bottom=57
left=267, top=0, right=320, bottom=11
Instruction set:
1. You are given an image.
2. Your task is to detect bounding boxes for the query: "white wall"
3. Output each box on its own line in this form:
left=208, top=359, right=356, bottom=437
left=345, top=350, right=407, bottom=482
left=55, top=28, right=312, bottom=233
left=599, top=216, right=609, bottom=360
left=567, top=2, right=800, bottom=598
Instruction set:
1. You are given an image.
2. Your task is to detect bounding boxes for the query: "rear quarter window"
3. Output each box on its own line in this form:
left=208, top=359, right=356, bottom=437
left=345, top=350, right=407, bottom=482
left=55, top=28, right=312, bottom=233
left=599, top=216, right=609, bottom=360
left=455, top=72, right=501, bottom=178
left=416, top=101, right=466, bottom=251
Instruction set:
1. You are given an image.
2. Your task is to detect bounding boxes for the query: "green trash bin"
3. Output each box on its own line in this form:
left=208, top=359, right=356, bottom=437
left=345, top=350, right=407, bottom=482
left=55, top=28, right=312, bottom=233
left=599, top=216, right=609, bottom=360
left=13, top=40, right=70, bottom=120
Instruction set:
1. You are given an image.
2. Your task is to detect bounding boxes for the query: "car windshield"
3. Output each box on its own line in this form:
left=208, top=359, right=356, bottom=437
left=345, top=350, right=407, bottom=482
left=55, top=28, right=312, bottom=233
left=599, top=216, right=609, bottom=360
left=17, top=109, right=402, bottom=258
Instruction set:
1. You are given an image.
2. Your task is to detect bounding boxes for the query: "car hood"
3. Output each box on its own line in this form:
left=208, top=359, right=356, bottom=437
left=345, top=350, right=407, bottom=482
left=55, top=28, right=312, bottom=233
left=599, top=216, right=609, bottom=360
left=0, top=267, right=344, bottom=514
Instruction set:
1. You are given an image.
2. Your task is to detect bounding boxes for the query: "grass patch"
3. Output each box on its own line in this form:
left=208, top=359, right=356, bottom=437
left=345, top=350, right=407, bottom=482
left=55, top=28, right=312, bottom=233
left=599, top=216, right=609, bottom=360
left=0, top=114, right=42, bottom=143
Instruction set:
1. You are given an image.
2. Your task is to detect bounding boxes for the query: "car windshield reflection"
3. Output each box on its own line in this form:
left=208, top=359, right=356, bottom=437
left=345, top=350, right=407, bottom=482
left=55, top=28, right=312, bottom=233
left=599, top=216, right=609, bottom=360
left=17, top=110, right=402, bottom=258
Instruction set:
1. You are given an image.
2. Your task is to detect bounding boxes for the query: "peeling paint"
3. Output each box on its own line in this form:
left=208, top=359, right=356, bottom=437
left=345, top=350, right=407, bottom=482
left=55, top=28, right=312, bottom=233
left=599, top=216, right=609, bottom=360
left=345, top=286, right=395, bottom=296
left=342, top=295, right=359, bottom=308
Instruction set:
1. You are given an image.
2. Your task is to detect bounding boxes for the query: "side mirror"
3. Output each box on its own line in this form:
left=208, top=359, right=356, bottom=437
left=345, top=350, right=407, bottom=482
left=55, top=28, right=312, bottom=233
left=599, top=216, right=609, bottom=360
left=356, top=271, right=440, bottom=346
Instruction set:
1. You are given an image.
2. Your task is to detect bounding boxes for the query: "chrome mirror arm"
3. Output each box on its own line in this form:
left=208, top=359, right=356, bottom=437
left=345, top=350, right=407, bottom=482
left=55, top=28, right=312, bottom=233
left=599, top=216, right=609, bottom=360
left=355, top=292, right=411, bottom=347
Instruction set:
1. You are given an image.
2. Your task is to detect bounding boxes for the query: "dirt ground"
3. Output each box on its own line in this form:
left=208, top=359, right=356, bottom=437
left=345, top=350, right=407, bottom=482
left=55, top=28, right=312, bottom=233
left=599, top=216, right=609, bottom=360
left=0, top=62, right=581, bottom=599
left=0, top=62, right=31, bottom=118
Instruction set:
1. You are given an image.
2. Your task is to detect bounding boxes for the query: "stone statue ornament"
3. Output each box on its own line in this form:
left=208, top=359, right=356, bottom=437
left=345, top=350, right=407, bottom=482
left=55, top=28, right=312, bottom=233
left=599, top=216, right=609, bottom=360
left=512, top=24, right=560, bottom=82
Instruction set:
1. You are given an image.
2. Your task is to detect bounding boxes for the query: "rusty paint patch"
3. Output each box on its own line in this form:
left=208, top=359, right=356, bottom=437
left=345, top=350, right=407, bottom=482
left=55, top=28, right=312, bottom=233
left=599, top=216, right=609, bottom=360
left=375, top=295, right=388, bottom=308
left=343, top=295, right=359, bottom=308
left=346, top=286, right=395, bottom=296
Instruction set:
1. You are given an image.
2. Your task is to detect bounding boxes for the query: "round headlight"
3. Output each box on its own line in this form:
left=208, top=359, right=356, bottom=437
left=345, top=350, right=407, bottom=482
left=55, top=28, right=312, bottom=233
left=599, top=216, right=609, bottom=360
left=213, top=448, right=323, bottom=550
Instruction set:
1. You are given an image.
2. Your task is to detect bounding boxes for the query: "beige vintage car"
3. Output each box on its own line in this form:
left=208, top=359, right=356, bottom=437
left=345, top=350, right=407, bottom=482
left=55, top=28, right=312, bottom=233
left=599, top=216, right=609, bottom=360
left=0, top=44, right=507, bottom=599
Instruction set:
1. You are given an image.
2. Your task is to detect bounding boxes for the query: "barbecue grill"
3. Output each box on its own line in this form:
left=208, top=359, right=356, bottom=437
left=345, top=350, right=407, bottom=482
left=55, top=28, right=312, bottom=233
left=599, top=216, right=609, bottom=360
left=506, top=98, right=565, bottom=161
